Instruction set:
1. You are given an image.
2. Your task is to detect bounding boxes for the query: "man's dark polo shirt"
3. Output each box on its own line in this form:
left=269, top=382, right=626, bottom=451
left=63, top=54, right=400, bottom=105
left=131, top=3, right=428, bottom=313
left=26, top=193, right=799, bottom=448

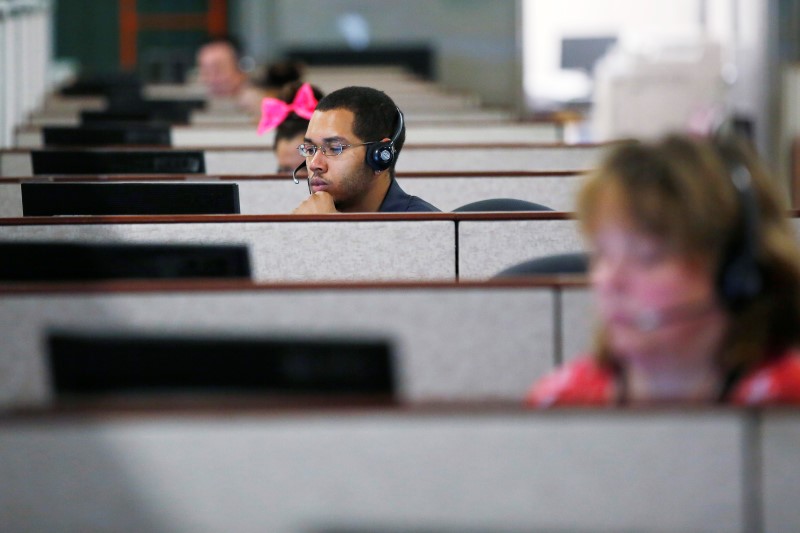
left=378, top=179, right=440, bottom=212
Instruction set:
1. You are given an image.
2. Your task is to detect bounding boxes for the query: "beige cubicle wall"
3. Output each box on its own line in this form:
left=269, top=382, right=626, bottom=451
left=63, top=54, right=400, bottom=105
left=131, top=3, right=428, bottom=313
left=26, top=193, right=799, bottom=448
left=457, top=215, right=584, bottom=280
left=0, top=215, right=456, bottom=282
left=1, top=143, right=607, bottom=176
left=761, top=411, right=800, bottom=533
left=0, top=144, right=605, bottom=177
left=0, top=150, right=30, bottom=176
left=4, top=213, right=797, bottom=282
left=0, top=280, right=560, bottom=409
left=0, top=172, right=585, bottom=216
left=25, top=107, right=519, bottom=127
left=205, top=144, right=606, bottom=174
left=199, top=143, right=606, bottom=175
left=14, top=121, right=564, bottom=149
left=0, top=212, right=592, bottom=281
left=0, top=406, right=766, bottom=533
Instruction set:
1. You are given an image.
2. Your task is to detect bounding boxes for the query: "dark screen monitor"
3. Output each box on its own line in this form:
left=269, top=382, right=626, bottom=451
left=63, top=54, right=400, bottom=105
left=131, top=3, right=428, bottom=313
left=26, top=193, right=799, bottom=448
left=58, top=73, right=142, bottom=98
left=106, top=98, right=206, bottom=111
left=43, top=125, right=172, bottom=147
left=81, top=108, right=191, bottom=125
left=561, top=36, right=618, bottom=73
left=30, top=150, right=205, bottom=174
left=0, top=241, right=251, bottom=281
left=21, top=182, right=239, bottom=216
left=47, top=331, right=396, bottom=401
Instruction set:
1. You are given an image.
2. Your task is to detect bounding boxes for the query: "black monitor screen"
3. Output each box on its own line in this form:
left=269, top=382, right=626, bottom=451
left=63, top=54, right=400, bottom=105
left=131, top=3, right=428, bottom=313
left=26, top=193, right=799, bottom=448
left=80, top=108, right=191, bottom=125
left=47, top=331, right=396, bottom=400
left=31, top=150, right=205, bottom=175
left=21, top=182, right=238, bottom=215
left=43, top=125, right=172, bottom=147
left=0, top=241, right=251, bottom=281
left=58, top=73, right=142, bottom=98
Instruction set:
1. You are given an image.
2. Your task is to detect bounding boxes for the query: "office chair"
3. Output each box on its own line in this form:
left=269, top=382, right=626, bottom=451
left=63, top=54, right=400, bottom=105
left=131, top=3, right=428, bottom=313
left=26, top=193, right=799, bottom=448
left=453, top=198, right=554, bottom=212
left=493, top=252, right=589, bottom=278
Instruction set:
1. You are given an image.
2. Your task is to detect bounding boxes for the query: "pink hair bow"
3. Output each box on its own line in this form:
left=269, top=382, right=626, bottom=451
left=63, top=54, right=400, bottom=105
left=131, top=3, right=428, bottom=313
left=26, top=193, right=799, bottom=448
left=257, top=82, right=318, bottom=135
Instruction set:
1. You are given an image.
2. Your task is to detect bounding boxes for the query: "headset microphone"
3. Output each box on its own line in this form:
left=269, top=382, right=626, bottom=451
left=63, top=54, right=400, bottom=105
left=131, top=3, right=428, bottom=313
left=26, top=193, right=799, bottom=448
left=291, top=160, right=306, bottom=184
left=630, top=300, right=717, bottom=332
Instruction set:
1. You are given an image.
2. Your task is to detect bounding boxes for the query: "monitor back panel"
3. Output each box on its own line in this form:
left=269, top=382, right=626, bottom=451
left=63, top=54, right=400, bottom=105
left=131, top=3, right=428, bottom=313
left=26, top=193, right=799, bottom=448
left=31, top=149, right=205, bottom=174
left=0, top=241, right=251, bottom=281
left=21, top=182, right=239, bottom=215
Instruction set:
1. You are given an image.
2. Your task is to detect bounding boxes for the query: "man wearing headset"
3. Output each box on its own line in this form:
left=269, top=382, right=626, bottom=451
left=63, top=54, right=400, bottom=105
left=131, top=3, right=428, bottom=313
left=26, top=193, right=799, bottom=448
left=291, top=86, right=440, bottom=214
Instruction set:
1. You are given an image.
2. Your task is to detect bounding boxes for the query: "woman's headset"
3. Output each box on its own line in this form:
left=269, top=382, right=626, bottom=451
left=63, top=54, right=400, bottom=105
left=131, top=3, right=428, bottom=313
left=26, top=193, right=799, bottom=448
left=714, top=136, right=764, bottom=312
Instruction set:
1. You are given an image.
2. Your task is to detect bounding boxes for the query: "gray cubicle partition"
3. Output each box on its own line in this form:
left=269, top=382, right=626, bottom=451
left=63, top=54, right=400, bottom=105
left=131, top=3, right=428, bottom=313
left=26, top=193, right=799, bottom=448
left=0, top=216, right=456, bottom=282
left=203, top=144, right=607, bottom=174
left=0, top=150, right=30, bottom=176
left=0, top=281, right=559, bottom=408
left=2, top=144, right=609, bottom=176
left=4, top=212, right=792, bottom=282
left=0, top=173, right=586, bottom=216
left=15, top=122, right=564, bottom=148
left=457, top=215, right=584, bottom=280
left=0, top=408, right=763, bottom=533
left=0, top=212, right=592, bottom=283
left=761, top=411, right=800, bottom=533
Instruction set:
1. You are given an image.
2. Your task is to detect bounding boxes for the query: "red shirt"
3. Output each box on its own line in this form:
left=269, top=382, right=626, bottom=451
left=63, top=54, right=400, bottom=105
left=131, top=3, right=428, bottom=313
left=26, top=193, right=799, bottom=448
left=526, top=349, right=800, bottom=407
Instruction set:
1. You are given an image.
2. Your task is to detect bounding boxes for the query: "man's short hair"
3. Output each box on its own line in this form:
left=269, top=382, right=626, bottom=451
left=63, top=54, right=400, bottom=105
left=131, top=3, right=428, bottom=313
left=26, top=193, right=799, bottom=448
left=315, top=86, right=405, bottom=175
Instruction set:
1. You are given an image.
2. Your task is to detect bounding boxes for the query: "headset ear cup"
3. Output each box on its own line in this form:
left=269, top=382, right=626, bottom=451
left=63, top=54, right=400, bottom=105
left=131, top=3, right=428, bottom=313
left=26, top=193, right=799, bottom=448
left=366, top=107, right=403, bottom=172
left=717, top=247, right=763, bottom=312
left=366, top=142, right=395, bottom=172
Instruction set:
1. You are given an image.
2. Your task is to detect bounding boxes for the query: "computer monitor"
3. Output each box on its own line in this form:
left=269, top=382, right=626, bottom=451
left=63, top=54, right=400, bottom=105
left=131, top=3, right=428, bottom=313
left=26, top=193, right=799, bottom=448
left=0, top=241, right=251, bottom=281
left=58, top=73, right=142, bottom=98
left=81, top=108, right=191, bottom=125
left=47, top=331, right=396, bottom=401
left=561, top=36, right=618, bottom=73
left=31, top=150, right=205, bottom=174
left=21, top=182, right=239, bottom=215
left=43, top=125, right=172, bottom=147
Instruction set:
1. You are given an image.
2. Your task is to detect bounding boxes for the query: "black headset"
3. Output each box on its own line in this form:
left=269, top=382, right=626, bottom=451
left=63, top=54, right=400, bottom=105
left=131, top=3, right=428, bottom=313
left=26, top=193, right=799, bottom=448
left=365, top=107, right=404, bottom=172
left=714, top=138, right=763, bottom=311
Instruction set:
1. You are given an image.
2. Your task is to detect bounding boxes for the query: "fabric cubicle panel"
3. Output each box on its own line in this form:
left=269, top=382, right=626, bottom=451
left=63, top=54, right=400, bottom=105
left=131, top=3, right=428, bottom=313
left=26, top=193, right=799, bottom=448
left=0, top=284, right=554, bottom=407
left=397, top=175, right=583, bottom=212
left=0, top=220, right=456, bottom=282
left=204, top=145, right=608, bottom=175
left=761, top=412, right=800, bottom=533
left=457, top=218, right=584, bottom=280
left=0, top=410, right=750, bottom=532
left=0, top=151, right=32, bottom=176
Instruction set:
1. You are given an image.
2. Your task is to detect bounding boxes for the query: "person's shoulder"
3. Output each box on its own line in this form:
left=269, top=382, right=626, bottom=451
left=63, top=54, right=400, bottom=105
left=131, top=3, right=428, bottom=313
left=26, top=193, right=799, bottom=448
left=732, top=348, right=800, bottom=405
left=405, top=195, right=440, bottom=212
left=525, top=355, right=614, bottom=408
left=380, top=179, right=440, bottom=212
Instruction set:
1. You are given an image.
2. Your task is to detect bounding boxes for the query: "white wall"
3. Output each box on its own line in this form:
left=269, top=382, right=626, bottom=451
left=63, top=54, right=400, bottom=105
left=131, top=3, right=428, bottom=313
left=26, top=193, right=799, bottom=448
left=232, top=0, right=521, bottom=109
left=522, top=0, right=772, bottom=151
left=523, top=0, right=703, bottom=105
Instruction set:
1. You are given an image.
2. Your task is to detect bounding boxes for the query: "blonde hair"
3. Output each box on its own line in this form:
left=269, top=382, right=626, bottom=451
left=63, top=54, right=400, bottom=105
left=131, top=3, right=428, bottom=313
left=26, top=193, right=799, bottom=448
left=578, top=134, right=800, bottom=375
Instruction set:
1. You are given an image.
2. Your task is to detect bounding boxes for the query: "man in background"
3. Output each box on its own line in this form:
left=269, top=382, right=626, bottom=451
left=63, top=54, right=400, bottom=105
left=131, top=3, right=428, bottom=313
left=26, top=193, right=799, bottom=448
left=196, top=36, right=249, bottom=99
left=292, top=86, right=439, bottom=213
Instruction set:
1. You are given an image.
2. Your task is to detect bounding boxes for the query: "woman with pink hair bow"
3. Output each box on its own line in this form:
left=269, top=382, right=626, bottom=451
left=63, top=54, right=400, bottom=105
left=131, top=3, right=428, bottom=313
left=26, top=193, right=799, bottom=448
left=258, top=82, right=325, bottom=174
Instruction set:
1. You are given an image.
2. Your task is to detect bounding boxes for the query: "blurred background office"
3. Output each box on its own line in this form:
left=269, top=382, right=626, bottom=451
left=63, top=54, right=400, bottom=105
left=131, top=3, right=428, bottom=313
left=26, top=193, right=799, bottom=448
left=3, top=0, right=800, bottom=193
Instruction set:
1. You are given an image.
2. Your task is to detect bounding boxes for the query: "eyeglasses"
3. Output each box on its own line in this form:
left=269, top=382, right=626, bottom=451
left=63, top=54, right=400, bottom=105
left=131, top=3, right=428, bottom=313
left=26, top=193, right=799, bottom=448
left=297, top=141, right=374, bottom=158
